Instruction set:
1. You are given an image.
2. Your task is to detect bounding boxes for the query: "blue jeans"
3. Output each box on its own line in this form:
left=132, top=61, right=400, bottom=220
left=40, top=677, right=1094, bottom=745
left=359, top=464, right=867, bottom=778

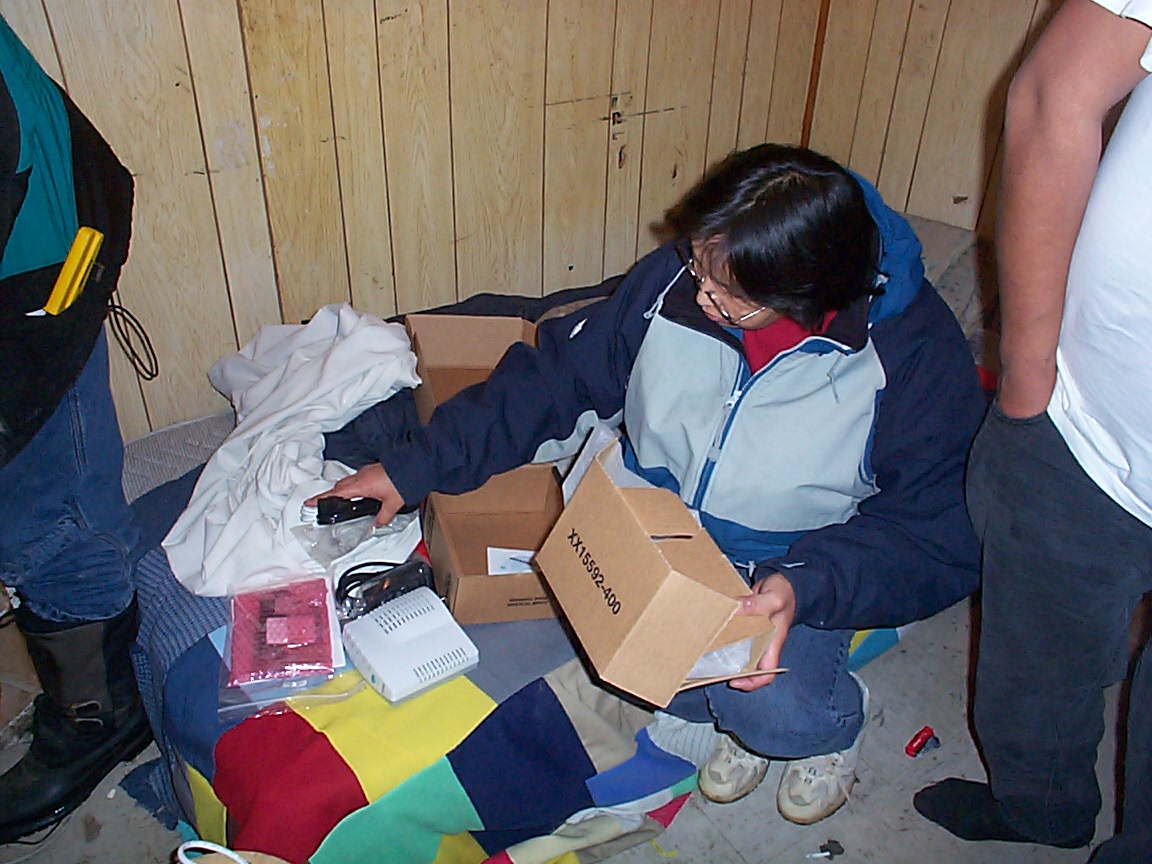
left=968, top=405, right=1152, bottom=851
left=0, top=332, right=137, bottom=623
left=665, top=623, right=864, bottom=759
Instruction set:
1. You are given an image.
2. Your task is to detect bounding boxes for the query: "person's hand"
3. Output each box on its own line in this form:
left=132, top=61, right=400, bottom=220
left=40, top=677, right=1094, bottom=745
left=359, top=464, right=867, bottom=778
left=305, top=463, right=405, bottom=527
left=729, top=572, right=795, bottom=691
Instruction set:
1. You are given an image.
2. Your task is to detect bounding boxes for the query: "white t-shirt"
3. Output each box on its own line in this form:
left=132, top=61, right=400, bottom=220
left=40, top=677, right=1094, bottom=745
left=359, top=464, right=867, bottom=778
left=1047, top=0, right=1152, bottom=526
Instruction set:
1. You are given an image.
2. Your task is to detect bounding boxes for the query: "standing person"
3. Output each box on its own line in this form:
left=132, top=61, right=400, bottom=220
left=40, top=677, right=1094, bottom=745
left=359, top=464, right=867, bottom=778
left=311, top=143, right=986, bottom=826
left=0, top=15, right=151, bottom=842
left=913, top=1, right=1152, bottom=859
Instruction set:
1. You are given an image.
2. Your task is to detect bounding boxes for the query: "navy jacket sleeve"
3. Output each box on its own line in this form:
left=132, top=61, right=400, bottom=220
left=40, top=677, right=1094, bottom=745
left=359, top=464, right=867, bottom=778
left=381, top=245, right=682, bottom=504
left=757, top=284, right=986, bottom=630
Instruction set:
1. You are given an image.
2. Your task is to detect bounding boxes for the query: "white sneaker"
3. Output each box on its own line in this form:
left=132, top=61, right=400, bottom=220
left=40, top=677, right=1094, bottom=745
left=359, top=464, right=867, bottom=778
left=698, top=734, right=770, bottom=804
left=777, top=673, right=870, bottom=825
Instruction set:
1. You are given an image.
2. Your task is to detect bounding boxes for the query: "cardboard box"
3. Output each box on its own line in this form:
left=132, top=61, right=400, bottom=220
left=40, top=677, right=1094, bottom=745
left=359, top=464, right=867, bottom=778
left=534, top=441, right=775, bottom=708
left=424, top=464, right=562, bottom=624
left=405, top=314, right=537, bottom=424
left=0, top=598, right=40, bottom=730
left=404, top=313, right=558, bottom=623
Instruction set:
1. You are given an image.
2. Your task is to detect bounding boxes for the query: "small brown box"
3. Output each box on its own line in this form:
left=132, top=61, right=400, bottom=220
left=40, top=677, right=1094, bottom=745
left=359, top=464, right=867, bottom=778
left=424, top=464, right=562, bottom=624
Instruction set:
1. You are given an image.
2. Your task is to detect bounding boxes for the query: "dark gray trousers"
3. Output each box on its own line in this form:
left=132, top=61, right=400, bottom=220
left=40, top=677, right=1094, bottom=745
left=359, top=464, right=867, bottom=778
left=966, top=404, right=1151, bottom=854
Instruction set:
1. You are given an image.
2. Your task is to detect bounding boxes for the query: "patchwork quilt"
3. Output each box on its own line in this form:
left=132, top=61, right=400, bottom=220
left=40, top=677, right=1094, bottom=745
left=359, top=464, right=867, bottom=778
left=130, top=459, right=901, bottom=864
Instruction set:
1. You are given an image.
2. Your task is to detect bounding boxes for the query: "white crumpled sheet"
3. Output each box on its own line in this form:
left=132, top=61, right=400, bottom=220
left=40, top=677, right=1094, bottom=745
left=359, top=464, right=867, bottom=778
left=163, top=303, right=422, bottom=596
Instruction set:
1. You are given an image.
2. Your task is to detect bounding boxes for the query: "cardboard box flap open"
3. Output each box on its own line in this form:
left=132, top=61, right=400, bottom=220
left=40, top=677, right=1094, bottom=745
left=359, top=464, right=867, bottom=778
left=405, top=314, right=537, bottom=424
left=405, top=314, right=536, bottom=367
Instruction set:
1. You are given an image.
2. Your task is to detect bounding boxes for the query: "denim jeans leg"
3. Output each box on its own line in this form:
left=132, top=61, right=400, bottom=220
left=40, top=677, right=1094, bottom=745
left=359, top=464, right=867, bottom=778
left=665, top=623, right=862, bottom=760
left=967, top=405, right=1152, bottom=846
left=0, top=332, right=137, bottom=622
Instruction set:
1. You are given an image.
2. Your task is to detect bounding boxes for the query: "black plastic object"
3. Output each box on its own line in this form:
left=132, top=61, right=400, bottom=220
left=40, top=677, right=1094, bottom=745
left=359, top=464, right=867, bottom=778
left=334, top=559, right=436, bottom=620
left=316, top=495, right=382, bottom=525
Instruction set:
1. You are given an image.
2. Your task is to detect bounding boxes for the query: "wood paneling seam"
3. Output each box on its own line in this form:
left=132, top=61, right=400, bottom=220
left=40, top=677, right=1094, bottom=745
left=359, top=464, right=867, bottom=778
left=629, top=0, right=656, bottom=264
left=445, top=0, right=461, bottom=301
left=176, top=0, right=242, bottom=354
left=846, top=1, right=883, bottom=167
left=319, top=0, right=357, bottom=313
left=373, top=0, right=401, bottom=314
left=897, top=0, right=951, bottom=213
left=700, top=1, right=725, bottom=169
left=800, top=0, right=833, bottom=148
left=234, top=0, right=286, bottom=325
left=871, top=0, right=915, bottom=191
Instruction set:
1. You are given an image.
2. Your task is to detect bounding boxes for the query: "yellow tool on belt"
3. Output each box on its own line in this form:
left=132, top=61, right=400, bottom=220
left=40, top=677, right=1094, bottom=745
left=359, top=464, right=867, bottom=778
left=26, top=226, right=104, bottom=317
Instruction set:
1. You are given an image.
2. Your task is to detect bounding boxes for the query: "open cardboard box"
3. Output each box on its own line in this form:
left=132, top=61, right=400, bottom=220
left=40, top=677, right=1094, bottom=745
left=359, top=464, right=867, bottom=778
left=405, top=313, right=561, bottom=623
left=405, top=314, right=537, bottom=425
left=424, top=464, right=561, bottom=624
left=534, top=440, right=777, bottom=708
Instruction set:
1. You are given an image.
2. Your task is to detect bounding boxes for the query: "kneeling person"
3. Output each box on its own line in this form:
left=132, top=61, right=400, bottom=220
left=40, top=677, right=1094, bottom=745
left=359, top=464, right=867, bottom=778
left=312, top=144, right=986, bottom=825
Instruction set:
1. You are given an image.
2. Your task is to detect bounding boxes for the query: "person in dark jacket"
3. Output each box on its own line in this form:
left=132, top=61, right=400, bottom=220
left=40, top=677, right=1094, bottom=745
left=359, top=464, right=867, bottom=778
left=0, top=15, right=151, bottom=843
left=313, top=143, right=986, bottom=825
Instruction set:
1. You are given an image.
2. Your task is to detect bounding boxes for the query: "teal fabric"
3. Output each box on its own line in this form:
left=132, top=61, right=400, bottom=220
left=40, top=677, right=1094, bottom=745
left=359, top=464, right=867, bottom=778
left=310, top=757, right=483, bottom=864
left=0, top=15, right=76, bottom=280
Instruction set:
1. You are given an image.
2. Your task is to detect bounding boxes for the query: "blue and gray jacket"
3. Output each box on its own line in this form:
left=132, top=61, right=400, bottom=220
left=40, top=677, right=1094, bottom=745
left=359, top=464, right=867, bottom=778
left=384, top=178, right=986, bottom=633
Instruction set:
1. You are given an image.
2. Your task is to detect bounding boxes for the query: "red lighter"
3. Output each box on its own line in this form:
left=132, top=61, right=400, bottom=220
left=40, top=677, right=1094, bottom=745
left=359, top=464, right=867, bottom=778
left=905, top=725, right=940, bottom=758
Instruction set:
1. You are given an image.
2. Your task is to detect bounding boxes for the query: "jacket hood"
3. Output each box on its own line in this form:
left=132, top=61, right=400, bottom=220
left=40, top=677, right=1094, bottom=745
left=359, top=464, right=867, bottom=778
left=851, top=171, right=924, bottom=324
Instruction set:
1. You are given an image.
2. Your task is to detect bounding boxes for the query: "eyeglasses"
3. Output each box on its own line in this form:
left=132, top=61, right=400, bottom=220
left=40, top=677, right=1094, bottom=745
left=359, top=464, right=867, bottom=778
left=682, top=251, right=770, bottom=327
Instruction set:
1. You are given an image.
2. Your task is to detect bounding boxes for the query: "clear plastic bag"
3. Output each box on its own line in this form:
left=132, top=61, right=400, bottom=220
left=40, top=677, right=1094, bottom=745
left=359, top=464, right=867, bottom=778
left=292, top=510, right=419, bottom=569
left=687, top=636, right=755, bottom=679
left=217, top=668, right=365, bottom=726
left=218, top=576, right=353, bottom=724
left=224, top=576, right=339, bottom=688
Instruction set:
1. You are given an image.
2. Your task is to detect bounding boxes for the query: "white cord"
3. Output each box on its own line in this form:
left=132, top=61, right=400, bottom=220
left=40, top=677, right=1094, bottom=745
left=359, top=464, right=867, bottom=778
left=177, top=840, right=251, bottom=864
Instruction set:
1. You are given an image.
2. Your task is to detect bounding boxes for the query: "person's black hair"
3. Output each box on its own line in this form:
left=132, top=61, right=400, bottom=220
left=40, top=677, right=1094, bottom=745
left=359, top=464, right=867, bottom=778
left=665, top=143, right=882, bottom=329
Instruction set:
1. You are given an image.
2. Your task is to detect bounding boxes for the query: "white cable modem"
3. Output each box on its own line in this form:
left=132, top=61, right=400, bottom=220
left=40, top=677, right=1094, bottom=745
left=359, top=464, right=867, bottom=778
left=341, top=586, right=479, bottom=703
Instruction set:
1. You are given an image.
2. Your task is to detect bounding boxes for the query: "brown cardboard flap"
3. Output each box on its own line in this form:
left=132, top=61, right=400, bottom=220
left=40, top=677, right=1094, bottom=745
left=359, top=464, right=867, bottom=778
left=431, top=464, right=559, bottom=516
left=421, top=366, right=493, bottom=406
left=680, top=666, right=787, bottom=690
left=618, top=486, right=701, bottom=538
left=406, top=314, right=538, bottom=424
left=405, top=314, right=538, bottom=366
left=657, top=534, right=751, bottom=598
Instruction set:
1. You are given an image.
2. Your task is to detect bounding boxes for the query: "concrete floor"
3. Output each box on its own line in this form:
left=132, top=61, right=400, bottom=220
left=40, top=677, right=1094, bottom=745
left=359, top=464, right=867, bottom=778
left=0, top=596, right=1124, bottom=864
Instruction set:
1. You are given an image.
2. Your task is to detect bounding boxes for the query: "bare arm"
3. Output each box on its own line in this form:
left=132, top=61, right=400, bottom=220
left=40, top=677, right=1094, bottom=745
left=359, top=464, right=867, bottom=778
left=995, top=0, right=1149, bottom=418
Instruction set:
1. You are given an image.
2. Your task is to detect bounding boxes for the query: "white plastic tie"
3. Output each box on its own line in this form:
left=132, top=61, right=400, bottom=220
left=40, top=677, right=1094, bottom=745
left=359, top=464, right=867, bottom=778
left=177, top=840, right=252, bottom=864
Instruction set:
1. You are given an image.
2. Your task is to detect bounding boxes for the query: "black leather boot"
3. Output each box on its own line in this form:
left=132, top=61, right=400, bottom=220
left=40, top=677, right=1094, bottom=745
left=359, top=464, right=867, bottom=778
left=0, top=597, right=153, bottom=842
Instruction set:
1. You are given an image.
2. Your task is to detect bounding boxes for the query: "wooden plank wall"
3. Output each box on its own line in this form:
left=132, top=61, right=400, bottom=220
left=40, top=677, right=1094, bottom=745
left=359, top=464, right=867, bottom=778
left=0, top=0, right=1051, bottom=440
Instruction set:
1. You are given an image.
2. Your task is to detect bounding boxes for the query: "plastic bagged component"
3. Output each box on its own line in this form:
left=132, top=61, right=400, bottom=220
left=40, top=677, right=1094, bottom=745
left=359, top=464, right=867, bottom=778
left=293, top=510, right=418, bottom=569
left=226, top=576, right=339, bottom=688
left=687, top=636, right=755, bottom=679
